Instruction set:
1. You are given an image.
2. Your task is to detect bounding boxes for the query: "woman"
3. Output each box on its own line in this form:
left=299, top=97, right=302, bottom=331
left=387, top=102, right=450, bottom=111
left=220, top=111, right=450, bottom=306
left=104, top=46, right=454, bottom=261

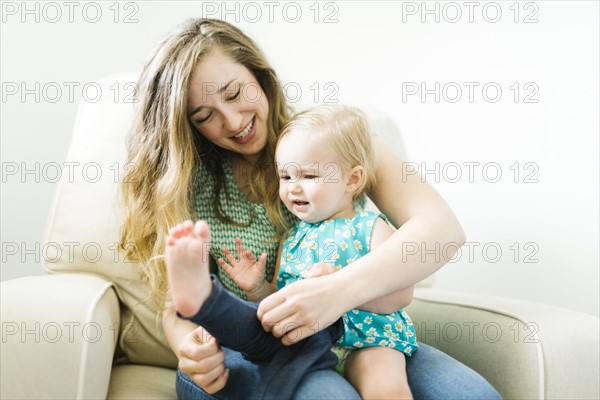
left=121, top=18, right=501, bottom=399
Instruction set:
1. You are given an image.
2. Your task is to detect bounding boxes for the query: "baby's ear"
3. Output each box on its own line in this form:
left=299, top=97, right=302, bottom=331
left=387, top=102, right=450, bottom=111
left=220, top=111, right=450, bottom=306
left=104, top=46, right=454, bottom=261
left=346, top=166, right=365, bottom=193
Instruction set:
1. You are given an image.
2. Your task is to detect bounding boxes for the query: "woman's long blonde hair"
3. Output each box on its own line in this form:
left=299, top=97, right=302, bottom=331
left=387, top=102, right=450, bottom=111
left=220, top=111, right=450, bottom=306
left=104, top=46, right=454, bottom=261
left=120, top=18, right=290, bottom=309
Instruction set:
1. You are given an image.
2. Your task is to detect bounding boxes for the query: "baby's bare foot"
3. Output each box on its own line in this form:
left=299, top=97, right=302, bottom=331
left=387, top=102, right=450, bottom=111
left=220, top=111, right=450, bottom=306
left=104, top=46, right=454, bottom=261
left=166, top=220, right=212, bottom=318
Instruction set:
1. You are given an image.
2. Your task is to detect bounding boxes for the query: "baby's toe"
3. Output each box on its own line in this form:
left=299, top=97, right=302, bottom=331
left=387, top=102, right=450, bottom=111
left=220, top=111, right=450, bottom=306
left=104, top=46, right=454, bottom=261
left=194, top=220, right=211, bottom=240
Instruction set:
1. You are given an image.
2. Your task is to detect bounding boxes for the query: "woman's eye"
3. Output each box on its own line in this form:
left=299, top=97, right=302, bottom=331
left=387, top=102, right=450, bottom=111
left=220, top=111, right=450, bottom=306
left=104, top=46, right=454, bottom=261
left=195, top=112, right=212, bottom=124
left=225, top=88, right=241, bottom=102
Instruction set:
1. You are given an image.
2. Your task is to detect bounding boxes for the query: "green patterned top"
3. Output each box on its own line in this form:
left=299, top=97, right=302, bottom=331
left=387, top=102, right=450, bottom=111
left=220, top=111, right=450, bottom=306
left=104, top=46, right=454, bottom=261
left=193, top=154, right=297, bottom=299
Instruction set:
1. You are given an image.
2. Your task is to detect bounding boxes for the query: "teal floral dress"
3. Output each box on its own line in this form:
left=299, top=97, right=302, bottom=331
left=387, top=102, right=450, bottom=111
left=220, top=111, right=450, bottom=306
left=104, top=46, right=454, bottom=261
left=277, top=211, right=418, bottom=369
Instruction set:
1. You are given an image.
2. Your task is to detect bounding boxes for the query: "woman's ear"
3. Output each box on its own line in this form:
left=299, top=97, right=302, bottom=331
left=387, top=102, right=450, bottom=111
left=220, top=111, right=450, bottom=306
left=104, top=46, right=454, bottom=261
left=346, top=166, right=365, bottom=194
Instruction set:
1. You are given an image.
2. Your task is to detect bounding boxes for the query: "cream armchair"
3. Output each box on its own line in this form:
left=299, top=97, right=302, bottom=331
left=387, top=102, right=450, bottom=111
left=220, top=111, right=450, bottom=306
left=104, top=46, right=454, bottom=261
left=1, top=75, right=598, bottom=400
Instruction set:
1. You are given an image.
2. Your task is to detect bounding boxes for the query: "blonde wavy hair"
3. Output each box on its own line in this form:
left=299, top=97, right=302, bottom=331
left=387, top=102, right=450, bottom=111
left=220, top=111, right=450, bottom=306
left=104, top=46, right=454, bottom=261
left=267, top=104, right=377, bottom=237
left=120, top=18, right=290, bottom=309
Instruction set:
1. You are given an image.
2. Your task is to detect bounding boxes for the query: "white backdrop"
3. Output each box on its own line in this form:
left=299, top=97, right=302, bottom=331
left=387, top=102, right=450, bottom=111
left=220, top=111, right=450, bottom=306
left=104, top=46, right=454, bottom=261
left=1, top=1, right=598, bottom=316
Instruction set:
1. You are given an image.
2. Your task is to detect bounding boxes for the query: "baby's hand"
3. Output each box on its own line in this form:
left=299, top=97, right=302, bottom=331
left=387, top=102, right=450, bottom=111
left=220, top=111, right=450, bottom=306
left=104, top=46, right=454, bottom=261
left=218, top=238, right=268, bottom=296
left=307, top=262, right=339, bottom=278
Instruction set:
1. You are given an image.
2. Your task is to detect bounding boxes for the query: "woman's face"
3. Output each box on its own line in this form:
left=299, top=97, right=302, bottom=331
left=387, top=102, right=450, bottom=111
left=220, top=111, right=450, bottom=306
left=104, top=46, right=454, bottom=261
left=187, top=49, right=270, bottom=162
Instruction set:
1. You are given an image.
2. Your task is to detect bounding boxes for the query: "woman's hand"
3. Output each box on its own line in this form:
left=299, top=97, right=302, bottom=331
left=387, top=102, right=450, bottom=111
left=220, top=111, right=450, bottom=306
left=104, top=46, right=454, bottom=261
left=257, top=273, right=350, bottom=345
left=163, top=302, right=229, bottom=394
left=178, top=326, right=230, bottom=394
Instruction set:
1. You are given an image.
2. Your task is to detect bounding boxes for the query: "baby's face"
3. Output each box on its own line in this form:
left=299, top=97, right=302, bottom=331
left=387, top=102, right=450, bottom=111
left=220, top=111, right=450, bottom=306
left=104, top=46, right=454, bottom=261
left=275, top=132, right=354, bottom=223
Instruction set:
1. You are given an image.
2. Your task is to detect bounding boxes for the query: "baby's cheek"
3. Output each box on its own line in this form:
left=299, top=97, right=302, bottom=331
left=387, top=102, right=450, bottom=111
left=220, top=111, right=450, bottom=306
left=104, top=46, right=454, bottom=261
left=278, top=186, right=287, bottom=202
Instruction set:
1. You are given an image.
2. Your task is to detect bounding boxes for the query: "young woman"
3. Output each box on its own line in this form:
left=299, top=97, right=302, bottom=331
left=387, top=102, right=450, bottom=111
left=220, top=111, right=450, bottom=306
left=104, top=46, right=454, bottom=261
left=121, top=18, right=501, bottom=399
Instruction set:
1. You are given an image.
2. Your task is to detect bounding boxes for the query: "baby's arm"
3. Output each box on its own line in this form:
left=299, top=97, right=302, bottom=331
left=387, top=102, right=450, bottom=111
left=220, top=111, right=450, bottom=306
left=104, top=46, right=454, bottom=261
left=357, top=217, right=414, bottom=314
left=218, top=238, right=278, bottom=302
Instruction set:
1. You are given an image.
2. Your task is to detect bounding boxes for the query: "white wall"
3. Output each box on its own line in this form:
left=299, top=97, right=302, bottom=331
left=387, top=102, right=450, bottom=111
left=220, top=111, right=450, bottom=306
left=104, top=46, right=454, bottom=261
left=2, top=1, right=598, bottom=316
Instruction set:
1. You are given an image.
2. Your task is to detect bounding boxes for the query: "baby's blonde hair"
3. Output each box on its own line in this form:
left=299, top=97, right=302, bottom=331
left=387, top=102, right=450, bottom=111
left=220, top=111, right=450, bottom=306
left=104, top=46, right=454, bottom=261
left=267, top=104, right=376, bottom=237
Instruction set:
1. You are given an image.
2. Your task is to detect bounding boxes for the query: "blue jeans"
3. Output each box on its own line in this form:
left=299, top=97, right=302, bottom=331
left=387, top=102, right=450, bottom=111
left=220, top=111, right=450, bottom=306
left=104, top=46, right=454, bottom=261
left=176, top=343, right=501, bottom=400
left=179, top=276, right=344, bottom=399
left=177, top=347, right=360, bottom=400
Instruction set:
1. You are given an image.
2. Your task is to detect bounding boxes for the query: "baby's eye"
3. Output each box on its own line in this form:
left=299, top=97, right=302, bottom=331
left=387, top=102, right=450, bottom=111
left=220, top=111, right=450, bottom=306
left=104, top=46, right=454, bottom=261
left=280, top=175, right=291, bottom=181
left=304, top=175, right=318, bottom=180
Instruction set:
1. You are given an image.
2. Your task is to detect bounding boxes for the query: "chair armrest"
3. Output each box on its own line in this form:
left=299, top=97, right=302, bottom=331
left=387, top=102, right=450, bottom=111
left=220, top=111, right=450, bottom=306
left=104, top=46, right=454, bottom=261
left=1, top=273, right=120, bottom=399
left=407, top=289, right=600, bottom=400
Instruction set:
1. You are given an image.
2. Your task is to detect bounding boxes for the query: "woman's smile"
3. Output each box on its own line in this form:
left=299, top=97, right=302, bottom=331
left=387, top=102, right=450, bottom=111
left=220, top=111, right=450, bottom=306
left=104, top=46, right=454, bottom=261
left=232, top=117, right=256, bottom=144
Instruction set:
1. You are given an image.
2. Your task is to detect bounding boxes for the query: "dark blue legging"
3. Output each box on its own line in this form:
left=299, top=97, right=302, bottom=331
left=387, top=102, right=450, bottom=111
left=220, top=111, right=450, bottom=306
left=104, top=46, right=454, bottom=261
left=180, top=275, right=343, bottom=400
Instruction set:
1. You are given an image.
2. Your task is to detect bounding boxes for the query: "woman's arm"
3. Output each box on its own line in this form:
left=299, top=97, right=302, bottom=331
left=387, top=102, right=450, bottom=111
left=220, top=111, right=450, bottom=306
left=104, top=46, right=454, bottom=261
left=163, top=302, right=229, bottom=394
left=357, top=217, right=414, bottom=314
left=163, top=301, right=200, bottom=355
left=257, top=137, right=465, bottom=344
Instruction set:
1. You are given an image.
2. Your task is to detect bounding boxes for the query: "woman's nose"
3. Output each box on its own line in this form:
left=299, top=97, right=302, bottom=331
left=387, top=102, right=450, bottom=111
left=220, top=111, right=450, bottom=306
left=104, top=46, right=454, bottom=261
left=221, top=107, right=243, bottom=132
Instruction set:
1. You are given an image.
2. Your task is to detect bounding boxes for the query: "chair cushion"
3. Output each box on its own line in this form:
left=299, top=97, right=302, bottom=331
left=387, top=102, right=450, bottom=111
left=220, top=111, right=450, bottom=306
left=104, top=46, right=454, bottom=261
left=108, top=365, right=176, bottom=399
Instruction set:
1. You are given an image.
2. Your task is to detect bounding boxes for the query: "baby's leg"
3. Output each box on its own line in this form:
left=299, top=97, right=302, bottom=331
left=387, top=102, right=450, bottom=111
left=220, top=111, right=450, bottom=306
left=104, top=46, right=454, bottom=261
left=345, top=347, right=413, bottom=400
left=166, top=220, right=286, bottom=361
left=165, top=220, right=212, bottom=318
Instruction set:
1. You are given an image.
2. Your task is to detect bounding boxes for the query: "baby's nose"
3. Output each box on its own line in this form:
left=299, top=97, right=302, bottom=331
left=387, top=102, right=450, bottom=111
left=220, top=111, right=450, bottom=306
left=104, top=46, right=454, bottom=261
left=288, top=181, right=302, bottom=193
